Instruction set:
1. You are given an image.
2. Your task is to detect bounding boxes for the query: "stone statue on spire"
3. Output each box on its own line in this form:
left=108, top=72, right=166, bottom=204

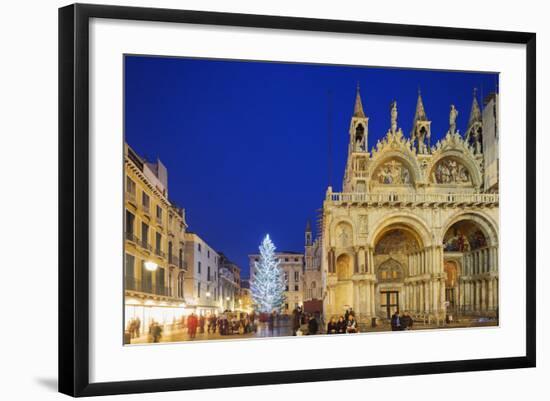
left=390, top=100, right=398, bottom=133
left=449, top=104, right=458, bottom=135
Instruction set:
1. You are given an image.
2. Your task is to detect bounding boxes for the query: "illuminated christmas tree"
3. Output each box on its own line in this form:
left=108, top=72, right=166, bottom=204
left=251, top=234, right=286, bottom=313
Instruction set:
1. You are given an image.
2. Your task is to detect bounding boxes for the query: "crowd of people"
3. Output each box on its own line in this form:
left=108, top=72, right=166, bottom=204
left=126, top=317, right=141, bottom=339
left=291, top=307, right=323, bottom=335
left=326, top=308, right=358, bottom=334
left=128, top=307, right=418, bottom=343
left=390, top=310, right=414, bottom=331
left=184, top=311, right=259, bottom=339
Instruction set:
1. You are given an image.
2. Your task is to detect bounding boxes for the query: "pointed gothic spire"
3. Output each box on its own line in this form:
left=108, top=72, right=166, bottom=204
left=413, top=88, right=428, bottom=122
left=468, top=88, right=482, bottom=128
left=305, top=220, right=311, bottom=233
left=353, top=82, right=366, bottom=118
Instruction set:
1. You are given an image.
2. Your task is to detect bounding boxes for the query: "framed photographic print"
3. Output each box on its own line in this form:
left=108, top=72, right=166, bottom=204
left=58, top=3, right=536, bottom=397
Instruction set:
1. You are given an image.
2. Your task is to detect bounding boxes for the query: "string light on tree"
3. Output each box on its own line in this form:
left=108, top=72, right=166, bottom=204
left=251, top=234, right=286, bottom=313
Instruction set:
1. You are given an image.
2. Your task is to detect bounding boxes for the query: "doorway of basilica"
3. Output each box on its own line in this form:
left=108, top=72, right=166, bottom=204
left=374, top=226, right=421, bottom=319
left=442, top=218, right=498, bottom=315
left=380, top=291, right=399, bottom=319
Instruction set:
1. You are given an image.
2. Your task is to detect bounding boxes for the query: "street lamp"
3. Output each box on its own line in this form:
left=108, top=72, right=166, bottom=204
left=144, top=261, right=158, bottom=271
left=206, top=292, right=211, bottom=298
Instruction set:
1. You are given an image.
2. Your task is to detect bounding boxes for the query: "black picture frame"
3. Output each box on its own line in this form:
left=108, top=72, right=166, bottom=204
left=59, top=3, right=536, bottom=397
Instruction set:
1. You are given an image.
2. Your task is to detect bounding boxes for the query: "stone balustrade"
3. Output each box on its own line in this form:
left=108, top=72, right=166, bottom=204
left=326, top=192, right=498, bottom=206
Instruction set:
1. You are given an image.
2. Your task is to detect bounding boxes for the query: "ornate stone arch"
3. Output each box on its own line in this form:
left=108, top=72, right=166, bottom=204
left=376, top=257, right=405, bottom=282
left=440, top=211, right=498, bottom=248
left=429, top=150, right=482, bottom=189
left=430, top=132, right=483, bottom=189
left=335, top=253, right=353, bottom=280
left=368, top=151, right=422, bottom=188
left=368, top=213, right=432, bottom=249
left=329, top=217, right=356, bottom=248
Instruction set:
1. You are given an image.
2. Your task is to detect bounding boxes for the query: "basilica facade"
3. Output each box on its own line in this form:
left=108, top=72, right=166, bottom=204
left=320, top=87, right=499, bottom=325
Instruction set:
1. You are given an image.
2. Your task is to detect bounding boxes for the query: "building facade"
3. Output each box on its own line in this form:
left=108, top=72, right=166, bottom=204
left=124, top=144, right=189, bottom=334
left=239, top=279, right=253, bottom=313
left=218, top=253, right=242, bottom=312
left=249, top=251, right=305, bottom=314
left=322, top=88, right=499, bottom=324
left=303, top=222, right=323, bottom=313
left=184, top=232, right=220, bottom=315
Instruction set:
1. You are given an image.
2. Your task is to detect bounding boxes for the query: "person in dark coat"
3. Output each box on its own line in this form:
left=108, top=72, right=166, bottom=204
left=391, top=311, right=402, bottom=331
left=151, top=321, right=163, bottom=342
left=401, top=311, right=413, bottom=330
left=327, top=317, right=338, bottom=334
left=198, top=315, right=206, bottom=334
left=291, top=306, right=302, bottom=336
left=336, top=316, right=346, bottom=334
left=307, top=315, right=319, bottom=335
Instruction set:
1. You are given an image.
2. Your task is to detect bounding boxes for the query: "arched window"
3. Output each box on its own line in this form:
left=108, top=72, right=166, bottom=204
left=377, top=258, right=403, bottom=282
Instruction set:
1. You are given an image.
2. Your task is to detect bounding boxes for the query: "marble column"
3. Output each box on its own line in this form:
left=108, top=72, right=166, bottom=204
left=365, top=282, right=372, bottom=316
left=354, top=282, right=361, bottom=316
left=371, top=282, right=376, bottom=316
left=475, top=281, right=481, bottom=311
left=367, top=248, right=374, bottom=274
left=459, top=281, right=465, bottom=311
left=440, top=279, right=446, bottom=314
left=480, top=280, right=487, bottom=311
left=430, top=280, right=436, bottom=312
left=488, top=278, right=494, bottom=311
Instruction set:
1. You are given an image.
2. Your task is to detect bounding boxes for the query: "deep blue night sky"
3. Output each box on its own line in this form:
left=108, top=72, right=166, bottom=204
left=125, top=55, right=498, bottom=277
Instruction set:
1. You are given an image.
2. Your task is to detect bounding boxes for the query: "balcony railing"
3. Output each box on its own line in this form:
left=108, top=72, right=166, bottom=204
left=169, top=255, right=180, bottom=266
left=125, top=276, right=140, bottom=292
left=125, top=232, right=139, bottom=243
left=156, top=216, right=163, bottom=226
left=125, top=277, right=172, bottom=297
left=140, top=240, right=153, bottom=252
left=326, top=192, right=499, bottom=206
left=155, top=248, right=166, bottom=259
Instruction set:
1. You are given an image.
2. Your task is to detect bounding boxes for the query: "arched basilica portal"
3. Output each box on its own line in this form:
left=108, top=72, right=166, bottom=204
left=321, top=87, right=499, bottom=325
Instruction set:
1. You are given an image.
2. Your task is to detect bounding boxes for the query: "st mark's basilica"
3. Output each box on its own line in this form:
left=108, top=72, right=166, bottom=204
left=306, top=86, right=499, bottom=325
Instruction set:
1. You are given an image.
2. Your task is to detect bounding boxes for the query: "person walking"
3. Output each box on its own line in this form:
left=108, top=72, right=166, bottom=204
left=187, top=313, right=198, bottom=339
left=198, top=315, right=206, bottom=334
left=151, top=321, right=163, bottom=343
left=391, top=310, right=402, bottom=331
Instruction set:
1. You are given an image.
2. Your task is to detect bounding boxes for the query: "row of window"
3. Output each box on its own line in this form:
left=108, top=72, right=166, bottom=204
left=196, top=262, right=217, bottom=282
left=197, top=243, right=218, bottom=264
left=283, top=271, right=301, bottom=282
left=254, top=257, right=301, bottom=263
left=125, top=253, right=185, bottom=298
left=126, top=210, right=184, bottom=266
left=126, top=176, right=166, bottom=222
left=196, top=282, right=218, bottom=300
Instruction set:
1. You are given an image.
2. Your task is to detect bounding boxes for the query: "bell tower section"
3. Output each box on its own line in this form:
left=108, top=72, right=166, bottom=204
left=343, top=84, right=370, bottom=193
